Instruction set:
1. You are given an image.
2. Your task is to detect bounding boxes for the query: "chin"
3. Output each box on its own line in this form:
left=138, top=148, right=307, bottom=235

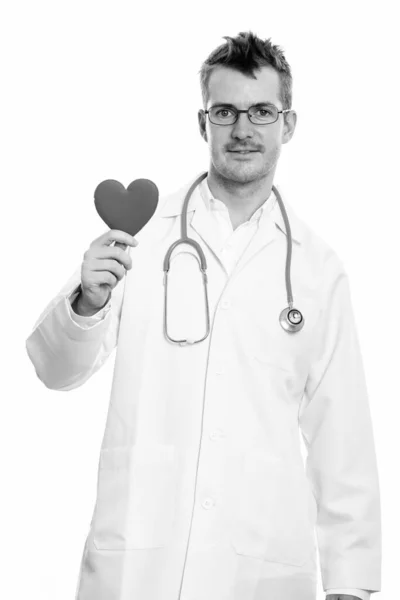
left=217, top=162, right=264, bottom=183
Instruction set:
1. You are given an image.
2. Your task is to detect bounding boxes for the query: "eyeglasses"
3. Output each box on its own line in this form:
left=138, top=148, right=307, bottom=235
left=204, top=103, right=291, bottom=126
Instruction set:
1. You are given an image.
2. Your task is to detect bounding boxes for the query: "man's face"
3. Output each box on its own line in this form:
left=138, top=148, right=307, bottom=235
left=198, top=66, right=297, bottom=184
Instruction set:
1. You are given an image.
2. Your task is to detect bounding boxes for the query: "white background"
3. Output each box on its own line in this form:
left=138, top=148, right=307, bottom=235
left=2, top=0, right=399, bottom=598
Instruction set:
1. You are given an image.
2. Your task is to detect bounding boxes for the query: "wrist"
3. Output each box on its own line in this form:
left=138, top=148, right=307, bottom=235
left=71, top=290, right=110, bottom=317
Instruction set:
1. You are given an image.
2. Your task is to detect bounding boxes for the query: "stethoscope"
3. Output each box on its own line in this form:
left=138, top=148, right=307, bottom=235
left=163, top=171, right=304, bottom=345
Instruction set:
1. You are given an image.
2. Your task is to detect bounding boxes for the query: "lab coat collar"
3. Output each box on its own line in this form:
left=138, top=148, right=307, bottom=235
left=158, top=171, right=304, bottom=246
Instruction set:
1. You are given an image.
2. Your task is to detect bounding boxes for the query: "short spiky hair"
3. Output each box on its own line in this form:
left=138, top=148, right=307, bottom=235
left=199, top=31, right=293, bottom=116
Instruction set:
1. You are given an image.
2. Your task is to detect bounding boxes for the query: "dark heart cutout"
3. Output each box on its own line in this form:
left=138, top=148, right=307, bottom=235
left=94, top=178, right=159, bottom=237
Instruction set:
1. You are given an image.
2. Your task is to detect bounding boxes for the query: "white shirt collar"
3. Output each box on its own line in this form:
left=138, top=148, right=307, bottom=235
left=198, top=176, right=277, bottom=225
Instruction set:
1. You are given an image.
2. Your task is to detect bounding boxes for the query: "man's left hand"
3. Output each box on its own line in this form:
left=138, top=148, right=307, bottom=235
left=326, top=595, right=362, bottom=600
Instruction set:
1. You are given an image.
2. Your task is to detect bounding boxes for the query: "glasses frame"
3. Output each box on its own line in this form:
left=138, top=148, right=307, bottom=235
left=204, top=103, right=291, bottom=126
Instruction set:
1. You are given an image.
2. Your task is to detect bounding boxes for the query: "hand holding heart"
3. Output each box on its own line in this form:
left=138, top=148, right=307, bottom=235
left=72, top=178, right=159, bottom=315
left=72, top=229, right=138, bottom=315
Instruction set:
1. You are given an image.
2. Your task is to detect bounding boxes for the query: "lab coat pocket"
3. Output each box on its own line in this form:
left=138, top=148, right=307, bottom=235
left=230, top=450, right=315, bottom=566
left=93, top=444, right=177, bottom=551
left=252, top=350, right=308, bottom=399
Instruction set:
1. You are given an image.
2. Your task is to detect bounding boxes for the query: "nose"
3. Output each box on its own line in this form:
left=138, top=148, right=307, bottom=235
left=230, top=112, right=254, bottom=140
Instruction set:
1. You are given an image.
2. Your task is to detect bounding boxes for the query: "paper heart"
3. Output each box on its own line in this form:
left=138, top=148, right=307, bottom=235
left=94, top=178, right=159, bottom=237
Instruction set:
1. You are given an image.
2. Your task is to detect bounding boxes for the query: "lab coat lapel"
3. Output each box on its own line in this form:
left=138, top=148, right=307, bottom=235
left=188, top=195, right=223, bottom=262
left=158, top=172, right=302, bottom=276
left=188, top=180, right=279, bottom=274
left=158, top=173, right=223, bottom=261
left=189, top=186, right=288, bottom=278
left=191, top=200, right=279, bottom=277
left=232, top=209, right=278, bottom=275
left=231, top=192, right=305, bottom=276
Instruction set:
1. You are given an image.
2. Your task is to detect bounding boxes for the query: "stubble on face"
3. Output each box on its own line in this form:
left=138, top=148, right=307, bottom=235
left=204, top=66, right=285, bottom=188
left=210, top=140, right=282, bottom=186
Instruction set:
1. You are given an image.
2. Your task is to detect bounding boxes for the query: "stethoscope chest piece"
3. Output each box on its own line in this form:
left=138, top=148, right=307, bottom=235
left=279, top=307, right=305, bottom=333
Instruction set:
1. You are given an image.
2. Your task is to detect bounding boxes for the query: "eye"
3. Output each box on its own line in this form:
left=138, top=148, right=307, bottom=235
left=256, top=108, right=273, bottom=117
left=215, top=108, right=235, bottom=118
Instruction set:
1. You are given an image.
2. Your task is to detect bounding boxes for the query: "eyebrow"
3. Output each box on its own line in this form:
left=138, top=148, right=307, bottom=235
left=211, top=101, right=276, bottom=108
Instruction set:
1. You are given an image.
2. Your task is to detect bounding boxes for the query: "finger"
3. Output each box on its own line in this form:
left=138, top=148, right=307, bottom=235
left=100, top=230, right=138, bottom=248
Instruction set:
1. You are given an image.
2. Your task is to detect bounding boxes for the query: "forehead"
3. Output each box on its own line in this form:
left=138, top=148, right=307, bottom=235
left=207, top=65, right=281, bottom=107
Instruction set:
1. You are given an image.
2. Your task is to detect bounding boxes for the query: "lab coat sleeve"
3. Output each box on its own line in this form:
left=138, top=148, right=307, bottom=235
left=67, top=286, right=110, bottom=327
left=298, top=255, right=381, bottom=593
left=25, top=263, right=125, bottom=391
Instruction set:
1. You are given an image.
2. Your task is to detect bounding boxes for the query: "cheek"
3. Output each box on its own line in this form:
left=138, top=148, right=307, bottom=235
left=264, top=135, right=281, bottom=154
left=267, top=141, right=282, bottom=163
left=208, top=129, right=226, bottom=153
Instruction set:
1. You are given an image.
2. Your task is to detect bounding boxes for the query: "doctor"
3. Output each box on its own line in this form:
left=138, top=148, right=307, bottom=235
left=26, top=31, right=381, bottom=600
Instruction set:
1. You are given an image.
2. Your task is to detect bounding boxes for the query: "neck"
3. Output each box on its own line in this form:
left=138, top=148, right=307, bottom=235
left=206, top=165, right=275, bottom=220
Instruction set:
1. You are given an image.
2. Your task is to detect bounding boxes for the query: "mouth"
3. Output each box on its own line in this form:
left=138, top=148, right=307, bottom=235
left=230, top=150, right=258, bottom=153
left=229, top=150, right=259, bottom=158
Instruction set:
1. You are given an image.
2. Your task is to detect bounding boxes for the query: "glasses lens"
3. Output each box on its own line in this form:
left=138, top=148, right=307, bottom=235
left=209, top=106, right=237, bottom=125
left=249, top=105, right=278, bottom=124
left=208, top=104, right=279, bottom=125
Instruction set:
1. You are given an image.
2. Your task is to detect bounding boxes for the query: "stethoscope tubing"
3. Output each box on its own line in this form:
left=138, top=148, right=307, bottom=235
left=162, top=171, right=304, bottom=344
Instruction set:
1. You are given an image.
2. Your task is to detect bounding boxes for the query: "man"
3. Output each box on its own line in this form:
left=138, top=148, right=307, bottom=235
left=26, top=31, right=381, bottom=600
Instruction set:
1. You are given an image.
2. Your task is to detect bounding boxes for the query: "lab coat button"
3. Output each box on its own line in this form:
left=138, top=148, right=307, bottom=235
left=202, top=498, right=215, bottom=509
left=220, top=299, right=230, bottom=309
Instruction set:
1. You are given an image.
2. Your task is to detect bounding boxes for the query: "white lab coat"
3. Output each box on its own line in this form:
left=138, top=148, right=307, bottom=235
left=26, top=172, right=382, bottom=600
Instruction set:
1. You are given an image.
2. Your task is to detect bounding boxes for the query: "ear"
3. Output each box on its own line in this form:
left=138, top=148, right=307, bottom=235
left=198, top=109, right=208, bottom=142
left=282, top=110, right=297, bottom=145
